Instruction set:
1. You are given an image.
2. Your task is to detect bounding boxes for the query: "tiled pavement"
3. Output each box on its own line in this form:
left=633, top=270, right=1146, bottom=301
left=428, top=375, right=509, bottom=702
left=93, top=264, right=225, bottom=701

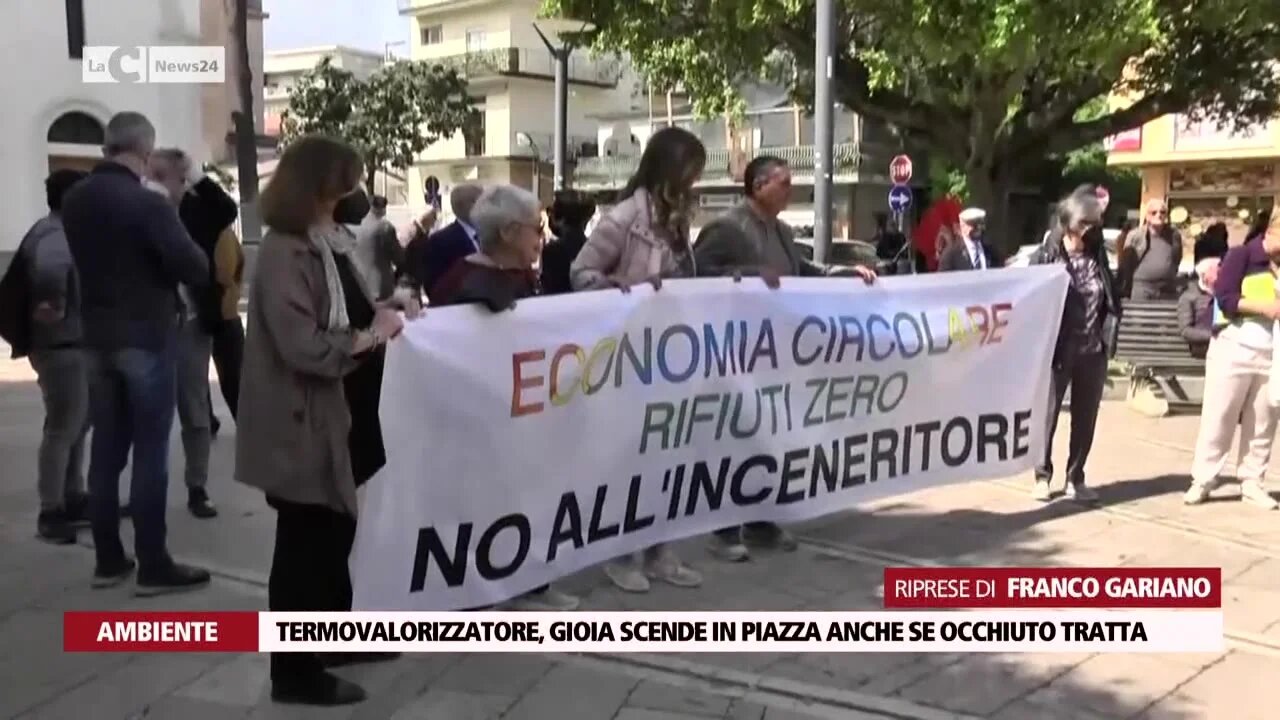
left=2, top=357, right=1277, bottom=719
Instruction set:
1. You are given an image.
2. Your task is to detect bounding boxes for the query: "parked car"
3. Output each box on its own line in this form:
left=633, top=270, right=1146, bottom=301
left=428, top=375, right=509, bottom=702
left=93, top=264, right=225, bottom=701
left=1005, top=229, right=1122, bottom=270
left=793, top=237, right=881, bottom=269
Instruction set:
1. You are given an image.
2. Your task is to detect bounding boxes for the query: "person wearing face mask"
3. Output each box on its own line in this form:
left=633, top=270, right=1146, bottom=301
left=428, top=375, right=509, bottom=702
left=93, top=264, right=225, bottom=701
left=1030, top=187, right=1122, bottom=503
left=238, top=136, right=420, bottom=706
left=939, top=208, right=1003, bottom=271
left=330, top=186, right=411, bottom=489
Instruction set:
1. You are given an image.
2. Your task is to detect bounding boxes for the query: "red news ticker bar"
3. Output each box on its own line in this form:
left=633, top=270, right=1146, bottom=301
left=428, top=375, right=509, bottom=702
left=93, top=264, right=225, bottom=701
left=64, top=611, right=259, bottom=652
left=882, top=567, right=1222, bottom=609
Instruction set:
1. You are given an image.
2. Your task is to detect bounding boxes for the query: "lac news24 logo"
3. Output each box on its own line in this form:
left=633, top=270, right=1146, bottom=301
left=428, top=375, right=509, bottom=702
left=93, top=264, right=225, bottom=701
left=82, top=46, right=225, bottom=84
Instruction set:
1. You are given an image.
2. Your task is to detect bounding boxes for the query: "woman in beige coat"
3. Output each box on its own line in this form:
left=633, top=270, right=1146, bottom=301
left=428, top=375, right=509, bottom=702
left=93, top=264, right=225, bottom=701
left=570, top=126, right=707, bottom=593
left=236, top=136, right=416, bottom=706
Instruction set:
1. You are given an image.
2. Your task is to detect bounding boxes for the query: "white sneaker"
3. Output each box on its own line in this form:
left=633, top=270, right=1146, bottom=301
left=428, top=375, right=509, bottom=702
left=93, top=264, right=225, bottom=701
left=1031, top=480, right=1052, bottom=502
left=604, top=561, right=651, bottom=593
left=708, top=535, right=750, bottom=562
left=510, top=587, right=580, bottom=611
left=645, top=560, right=703, bottom=588
left=1183, top=483, right=1213, bottom=505
left=1065, top=482, right=1099, bottom=503
left=1241, top=481, right=1279, bottom=510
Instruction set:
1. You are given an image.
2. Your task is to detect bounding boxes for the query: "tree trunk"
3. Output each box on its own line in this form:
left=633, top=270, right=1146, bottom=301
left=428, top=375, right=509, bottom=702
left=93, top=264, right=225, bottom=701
left=964, top=162, right=1017, bottom=255
left=367, top=163, right=379, bottom=197
left=232, top=0, right=261, bottom=244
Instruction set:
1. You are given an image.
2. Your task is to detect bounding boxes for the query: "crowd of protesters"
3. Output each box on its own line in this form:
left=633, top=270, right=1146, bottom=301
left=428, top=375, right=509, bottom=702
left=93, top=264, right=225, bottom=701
left=6, top=109, right=1280, bottom=706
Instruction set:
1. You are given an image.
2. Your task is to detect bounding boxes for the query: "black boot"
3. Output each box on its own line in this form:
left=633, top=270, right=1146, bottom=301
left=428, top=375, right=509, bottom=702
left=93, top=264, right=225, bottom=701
left=37, top=510, right=77, bottom=545
left=135, top=561, right=211, bottom=596
left=63, top=492, right=90, bottom=527
left=271, top=671, right=366, bottom=706
left=188, top=488, right=218, bottom=519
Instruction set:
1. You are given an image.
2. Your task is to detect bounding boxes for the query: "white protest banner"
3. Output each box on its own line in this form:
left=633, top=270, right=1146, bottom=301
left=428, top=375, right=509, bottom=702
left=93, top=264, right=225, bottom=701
left=351, top=268, right=1068, bottom=610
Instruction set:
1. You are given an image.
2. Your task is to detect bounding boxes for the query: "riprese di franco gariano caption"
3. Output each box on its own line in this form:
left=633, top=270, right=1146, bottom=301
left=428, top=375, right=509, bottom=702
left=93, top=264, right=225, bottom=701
left=66, top=567, right=1223, bottom=654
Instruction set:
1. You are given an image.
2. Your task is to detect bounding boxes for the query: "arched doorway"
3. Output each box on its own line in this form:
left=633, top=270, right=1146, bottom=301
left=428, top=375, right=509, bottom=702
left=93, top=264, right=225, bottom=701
left=47, top=111, right=105, bottom=173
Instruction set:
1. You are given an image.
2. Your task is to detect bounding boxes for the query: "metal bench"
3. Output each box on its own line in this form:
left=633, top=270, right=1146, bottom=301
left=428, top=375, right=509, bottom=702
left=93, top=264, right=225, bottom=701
left=1114, top=300, right=1206, bottom=416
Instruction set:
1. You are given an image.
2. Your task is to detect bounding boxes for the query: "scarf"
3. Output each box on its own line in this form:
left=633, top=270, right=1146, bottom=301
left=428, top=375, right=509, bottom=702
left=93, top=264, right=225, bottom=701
left=308, top=222, right=369, bottom=330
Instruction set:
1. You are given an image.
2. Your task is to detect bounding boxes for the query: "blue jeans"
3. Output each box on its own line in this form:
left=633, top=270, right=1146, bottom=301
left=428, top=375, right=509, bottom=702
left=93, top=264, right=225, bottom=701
left=86, top=331, right=178, bottom=571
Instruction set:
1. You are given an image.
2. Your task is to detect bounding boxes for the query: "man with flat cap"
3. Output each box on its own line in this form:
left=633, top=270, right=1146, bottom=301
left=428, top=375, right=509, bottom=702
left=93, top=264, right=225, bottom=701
left=939, top=207, right=1004, bottom=271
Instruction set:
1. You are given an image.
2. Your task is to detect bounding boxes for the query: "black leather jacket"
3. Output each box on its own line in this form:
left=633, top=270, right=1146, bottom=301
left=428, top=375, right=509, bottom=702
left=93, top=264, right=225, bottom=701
left=1032, top=227, right=1122, bottom=365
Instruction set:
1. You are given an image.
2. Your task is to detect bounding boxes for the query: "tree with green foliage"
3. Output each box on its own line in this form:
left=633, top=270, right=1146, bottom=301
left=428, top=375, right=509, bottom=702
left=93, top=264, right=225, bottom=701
left=548, top=0, right=1280, bottom=243
left=281, top=57, right=480, bottom=190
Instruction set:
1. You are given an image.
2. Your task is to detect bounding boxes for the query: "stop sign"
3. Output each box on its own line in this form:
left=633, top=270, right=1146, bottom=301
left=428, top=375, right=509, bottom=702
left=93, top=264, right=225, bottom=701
left=890, top=155, right=913, bottom=185
left=1095, top=185, right=1110, bottom=210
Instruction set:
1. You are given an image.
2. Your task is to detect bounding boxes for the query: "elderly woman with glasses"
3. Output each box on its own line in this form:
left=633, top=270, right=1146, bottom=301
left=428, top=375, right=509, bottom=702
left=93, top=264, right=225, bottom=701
left=430, top=184, right=582, bottom=611
left=1029, top=187, right=1122, bottom=503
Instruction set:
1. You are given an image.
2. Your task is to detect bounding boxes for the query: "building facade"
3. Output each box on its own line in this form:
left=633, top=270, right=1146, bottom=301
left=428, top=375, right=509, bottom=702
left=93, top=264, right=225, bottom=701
left=574, top=88, right=900, bottom=241
left=399, top=0, right=628, bottom=214
left=262, top=45, right=385, bottom=138
left=1108, top=114, right=1279, bottom=246
left=263, top=45, right=408, bottom=202
left=2, top=0, right=207, bottom=259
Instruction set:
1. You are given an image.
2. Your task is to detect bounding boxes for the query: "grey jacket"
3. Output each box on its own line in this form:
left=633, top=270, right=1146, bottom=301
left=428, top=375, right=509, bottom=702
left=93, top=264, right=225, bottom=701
left=693, top=203, right=824, bottom=277
left=18, top=214, right=82, bottom=349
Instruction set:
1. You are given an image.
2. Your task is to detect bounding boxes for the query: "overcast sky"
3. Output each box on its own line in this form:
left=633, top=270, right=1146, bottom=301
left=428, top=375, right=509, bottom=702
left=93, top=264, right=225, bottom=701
left=263, top=0, right=407, bottom=55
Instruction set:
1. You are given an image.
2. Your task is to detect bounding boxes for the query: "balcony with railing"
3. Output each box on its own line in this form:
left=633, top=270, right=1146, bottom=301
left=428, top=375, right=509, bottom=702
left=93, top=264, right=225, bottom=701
left=574, top=143, right=868, bottom=188
left=397, top=0, right=477, bottom=12
left=424, top=47, right=620, bottom=88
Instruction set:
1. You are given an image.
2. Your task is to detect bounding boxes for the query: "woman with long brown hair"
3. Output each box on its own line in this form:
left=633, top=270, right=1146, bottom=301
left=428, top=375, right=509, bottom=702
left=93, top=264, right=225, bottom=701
left=236, top=135, right=418, bottom=706
left=570, top=126, right=706, bottom=593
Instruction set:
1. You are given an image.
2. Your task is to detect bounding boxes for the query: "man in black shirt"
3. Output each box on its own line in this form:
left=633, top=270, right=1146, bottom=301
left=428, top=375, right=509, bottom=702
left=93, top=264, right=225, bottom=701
left=62, top=112, right=211, bottom=595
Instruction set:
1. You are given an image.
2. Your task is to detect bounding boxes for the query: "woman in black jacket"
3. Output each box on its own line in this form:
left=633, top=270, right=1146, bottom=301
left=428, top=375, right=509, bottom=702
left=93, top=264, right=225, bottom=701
left=539, top=190, right=596, bottom=295
left=1030, top=187, right=1122, bottom=504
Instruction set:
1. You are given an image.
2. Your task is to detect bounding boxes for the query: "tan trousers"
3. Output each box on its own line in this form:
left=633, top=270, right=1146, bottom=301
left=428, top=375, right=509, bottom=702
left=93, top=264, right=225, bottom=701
left=1190, top=336, right=1278, bottom=487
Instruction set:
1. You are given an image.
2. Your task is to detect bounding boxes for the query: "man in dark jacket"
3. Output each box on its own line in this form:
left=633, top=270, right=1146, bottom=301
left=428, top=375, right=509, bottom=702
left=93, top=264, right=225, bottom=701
left=939, top=208, right=1004, bottom=271
left=408, top=183, right=483, bottom=302
left=149, top=148, right=233, bottom=520
left=62, top=112, right=211, bottom=595
left=694, top=156, right=875, bottom=563
left=19, top=169, right=90, bottom=543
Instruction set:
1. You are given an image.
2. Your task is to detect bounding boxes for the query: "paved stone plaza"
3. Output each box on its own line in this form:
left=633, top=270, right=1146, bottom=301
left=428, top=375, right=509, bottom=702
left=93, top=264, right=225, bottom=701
left=2, top=354, right=1279, bottom=719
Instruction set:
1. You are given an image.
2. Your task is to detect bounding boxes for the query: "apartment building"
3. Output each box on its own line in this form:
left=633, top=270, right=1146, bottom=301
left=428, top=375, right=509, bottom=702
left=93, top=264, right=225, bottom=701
left=575, top=85, right=900, bottom=241
left=3, top=0, right=208, bottom=261
left=263, top=45, right=385, bottom=138
left=399, top=0, right=628, bottom=212
left=1108, top=114, right=1278, bottom=246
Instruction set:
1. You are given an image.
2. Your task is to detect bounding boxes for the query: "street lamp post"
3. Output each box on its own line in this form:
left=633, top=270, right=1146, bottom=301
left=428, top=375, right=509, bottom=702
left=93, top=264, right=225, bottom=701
left=384, top=40, right=407, bottom=63
left=516, top=131, right=542, bottom=202
left=532, top=24, right=577, bottom=191
left=813, top=0, right=835, bottom=264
